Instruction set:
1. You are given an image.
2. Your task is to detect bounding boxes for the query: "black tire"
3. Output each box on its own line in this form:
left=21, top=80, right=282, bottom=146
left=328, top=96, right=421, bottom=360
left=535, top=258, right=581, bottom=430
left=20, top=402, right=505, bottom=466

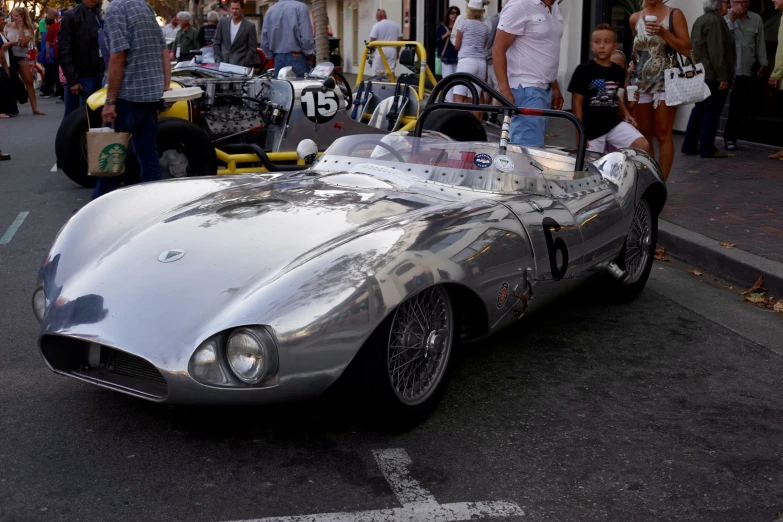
left=124, top=117, right=217, bottom=184
left=55, top=109, right=97, bottom=188
left=610, top=199, right=657, bottom=303
left=422, top=109, right=487, bottom=142
left=349, top=285, right=459, bottom=429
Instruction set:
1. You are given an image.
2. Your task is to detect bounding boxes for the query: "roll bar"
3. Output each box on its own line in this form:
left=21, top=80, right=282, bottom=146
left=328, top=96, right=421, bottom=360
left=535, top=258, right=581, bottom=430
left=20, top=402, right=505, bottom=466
left=414, top=73, right=588, bottom=172
left=355, top=41, right=438, bottom=101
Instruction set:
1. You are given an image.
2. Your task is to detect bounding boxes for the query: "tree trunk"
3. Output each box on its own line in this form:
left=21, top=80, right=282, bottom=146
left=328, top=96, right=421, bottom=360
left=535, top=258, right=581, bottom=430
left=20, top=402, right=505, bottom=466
left=311, top=0, right=329, bottom=63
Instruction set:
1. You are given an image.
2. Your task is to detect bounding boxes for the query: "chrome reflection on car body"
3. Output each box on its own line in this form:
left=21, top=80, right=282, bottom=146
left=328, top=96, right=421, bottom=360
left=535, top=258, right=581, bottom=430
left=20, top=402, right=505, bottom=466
left=388, top=285, right=453, bottom=406
left=35, top=134, right=666, bottom=404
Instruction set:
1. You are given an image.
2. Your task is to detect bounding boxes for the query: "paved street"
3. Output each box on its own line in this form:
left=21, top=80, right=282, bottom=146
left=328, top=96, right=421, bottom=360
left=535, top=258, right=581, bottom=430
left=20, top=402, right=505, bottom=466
left=2, top=98, right=783, bottom=522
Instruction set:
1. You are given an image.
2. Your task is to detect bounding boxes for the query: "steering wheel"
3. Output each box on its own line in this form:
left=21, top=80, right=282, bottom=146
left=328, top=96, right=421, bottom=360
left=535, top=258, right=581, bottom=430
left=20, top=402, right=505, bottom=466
left=331, top=70, right=352, bottom=106
left=345, top=139, right=406, bottom=162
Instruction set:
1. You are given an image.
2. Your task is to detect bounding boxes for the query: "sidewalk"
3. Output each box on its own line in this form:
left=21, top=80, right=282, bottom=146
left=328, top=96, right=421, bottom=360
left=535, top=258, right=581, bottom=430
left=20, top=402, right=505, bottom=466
left=663, top=142, right=783, bottom=263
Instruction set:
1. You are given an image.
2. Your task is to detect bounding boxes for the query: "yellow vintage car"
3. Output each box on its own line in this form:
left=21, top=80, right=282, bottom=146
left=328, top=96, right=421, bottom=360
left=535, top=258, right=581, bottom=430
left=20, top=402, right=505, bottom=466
left=55, top=41, right=486, bottom=188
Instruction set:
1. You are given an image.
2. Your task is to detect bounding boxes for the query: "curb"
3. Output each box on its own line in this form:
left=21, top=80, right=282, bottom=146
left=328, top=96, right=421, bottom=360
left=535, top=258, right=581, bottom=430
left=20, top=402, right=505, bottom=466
left=658, top=220, right=783, bottom=298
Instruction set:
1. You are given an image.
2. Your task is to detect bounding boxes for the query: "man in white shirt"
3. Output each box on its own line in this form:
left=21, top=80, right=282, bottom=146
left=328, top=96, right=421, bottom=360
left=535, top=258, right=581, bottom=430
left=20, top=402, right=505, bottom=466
left=161, top=15, right=180, bottom=42
left=369, top=9, right=402, bottom=75
left=493, top=0, right=565, bottom=147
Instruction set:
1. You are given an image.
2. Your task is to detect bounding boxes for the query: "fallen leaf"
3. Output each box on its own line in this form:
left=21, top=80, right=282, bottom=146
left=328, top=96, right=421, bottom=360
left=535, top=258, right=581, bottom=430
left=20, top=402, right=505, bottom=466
left=742, top=276, right=766, bottom=295
left=745, top=293, right=768, bottom=304
left=686, top=170, right=699, bottom=173
left=719, top=242, right=736, bottom=248
left=687, top=269, right=704, bottom=276
left=773, top=302, right=783, bottom=314
left=654, top=247, right=667, bottom=260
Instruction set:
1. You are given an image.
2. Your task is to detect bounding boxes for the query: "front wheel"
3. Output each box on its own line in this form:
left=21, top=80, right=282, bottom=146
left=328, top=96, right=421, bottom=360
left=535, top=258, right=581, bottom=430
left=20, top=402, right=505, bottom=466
left=352, top=285, right=458, bottom=428
left=610, top=199, right=657, bottom=303
left=55, top=109, right=96, bottom=188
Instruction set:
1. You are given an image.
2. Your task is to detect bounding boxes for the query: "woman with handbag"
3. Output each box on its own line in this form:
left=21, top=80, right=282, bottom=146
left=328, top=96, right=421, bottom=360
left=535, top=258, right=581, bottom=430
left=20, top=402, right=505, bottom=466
left=681, top=0, right=734, bottom=159
left=3, top=7, right=44, bottom=115
left=629, top=0, right=691, bottom=179
left=435, top=6, right=459, bottom=103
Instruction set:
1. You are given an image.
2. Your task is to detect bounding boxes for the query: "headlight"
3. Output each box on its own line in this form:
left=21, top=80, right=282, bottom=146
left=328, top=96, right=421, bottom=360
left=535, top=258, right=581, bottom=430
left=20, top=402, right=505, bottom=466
left=226, top=327, right=278, bottom=384
left=32, top=287, right=46, bottom=324
left=188, top=337, right=232, bottom=385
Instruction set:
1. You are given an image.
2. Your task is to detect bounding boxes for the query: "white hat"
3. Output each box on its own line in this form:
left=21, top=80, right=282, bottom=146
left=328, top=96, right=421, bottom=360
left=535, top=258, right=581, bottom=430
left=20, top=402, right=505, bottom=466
left=467, top=0, right=485, bottom=10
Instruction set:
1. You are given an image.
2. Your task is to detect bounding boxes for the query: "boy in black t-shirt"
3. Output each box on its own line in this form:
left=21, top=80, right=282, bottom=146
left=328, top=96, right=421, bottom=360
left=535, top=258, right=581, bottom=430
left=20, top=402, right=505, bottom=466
left=568, top=24, right=650, bottom=154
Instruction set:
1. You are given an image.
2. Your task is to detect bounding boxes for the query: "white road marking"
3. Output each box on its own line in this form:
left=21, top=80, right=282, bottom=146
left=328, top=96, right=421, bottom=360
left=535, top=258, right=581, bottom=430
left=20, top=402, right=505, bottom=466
left=372, top=448, right=437, bottom=506
left=50, top=162, right=58, bottom=172
left=222, top=448, right=524, bottom=522
left=0, top=212, right=30, bottom=245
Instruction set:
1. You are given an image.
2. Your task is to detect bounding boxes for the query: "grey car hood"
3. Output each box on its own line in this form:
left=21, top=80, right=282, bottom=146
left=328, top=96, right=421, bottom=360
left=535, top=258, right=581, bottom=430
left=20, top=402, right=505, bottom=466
left=40, top=174, right=466, bottom=358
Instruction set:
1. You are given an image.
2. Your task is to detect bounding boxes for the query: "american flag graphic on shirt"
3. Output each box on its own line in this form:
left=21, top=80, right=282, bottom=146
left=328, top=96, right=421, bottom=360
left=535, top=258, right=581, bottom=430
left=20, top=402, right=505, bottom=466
left=589, top=79, right=619, bottom=107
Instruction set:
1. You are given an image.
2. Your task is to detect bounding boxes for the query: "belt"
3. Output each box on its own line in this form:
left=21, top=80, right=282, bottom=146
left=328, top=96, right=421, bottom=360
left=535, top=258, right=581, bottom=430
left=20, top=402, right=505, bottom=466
left=291, top=52, right=303, bottom=57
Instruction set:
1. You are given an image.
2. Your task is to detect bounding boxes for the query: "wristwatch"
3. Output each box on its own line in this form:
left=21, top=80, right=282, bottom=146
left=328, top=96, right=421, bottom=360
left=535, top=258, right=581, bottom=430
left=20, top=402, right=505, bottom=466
left=105, top=99, right=116, bottom=105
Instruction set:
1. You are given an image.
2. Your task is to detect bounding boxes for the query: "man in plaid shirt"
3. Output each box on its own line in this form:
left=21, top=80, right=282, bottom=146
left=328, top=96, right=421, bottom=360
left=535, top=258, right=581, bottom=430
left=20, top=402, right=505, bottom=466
left=94, top=0, right=171, bottom=199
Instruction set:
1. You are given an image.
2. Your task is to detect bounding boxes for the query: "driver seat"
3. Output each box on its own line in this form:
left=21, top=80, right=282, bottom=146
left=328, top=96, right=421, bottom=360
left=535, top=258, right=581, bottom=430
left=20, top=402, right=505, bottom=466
left=368, top=96, right=409, bottom=131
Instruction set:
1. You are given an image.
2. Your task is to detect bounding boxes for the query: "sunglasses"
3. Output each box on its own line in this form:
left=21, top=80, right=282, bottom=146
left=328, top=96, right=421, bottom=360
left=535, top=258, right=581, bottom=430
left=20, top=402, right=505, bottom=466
left=449, top=11, right=458, bottom=14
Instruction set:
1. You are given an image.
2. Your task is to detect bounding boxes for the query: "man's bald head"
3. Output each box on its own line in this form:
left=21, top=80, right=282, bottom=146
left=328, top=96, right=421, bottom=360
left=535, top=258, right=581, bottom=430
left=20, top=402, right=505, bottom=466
left=376, top=9, right=387, bottom=21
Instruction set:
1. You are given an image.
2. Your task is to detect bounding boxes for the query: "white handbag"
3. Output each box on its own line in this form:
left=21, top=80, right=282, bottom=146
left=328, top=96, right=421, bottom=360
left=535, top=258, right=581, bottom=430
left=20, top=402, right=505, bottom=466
left=664, top=52, right=712, bottom=107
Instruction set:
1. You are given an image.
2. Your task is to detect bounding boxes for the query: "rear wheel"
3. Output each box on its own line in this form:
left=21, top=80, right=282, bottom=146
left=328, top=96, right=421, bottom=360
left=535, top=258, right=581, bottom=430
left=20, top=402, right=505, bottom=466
left=422, top=110, right=487, bottom=142
left=55, top=109, right=96, bottom=188
left=352, top=285, right=458, bottom=428
left=124, top=117, right=217, bottom=184
left=610, top=198, right=657, bottom=303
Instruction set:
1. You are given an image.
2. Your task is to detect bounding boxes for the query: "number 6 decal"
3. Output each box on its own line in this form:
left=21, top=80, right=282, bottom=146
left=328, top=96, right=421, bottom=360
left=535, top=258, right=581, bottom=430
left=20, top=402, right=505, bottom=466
left=301, top=86, right=339, bottom=124
left=542, top=217, right=569, bottom=281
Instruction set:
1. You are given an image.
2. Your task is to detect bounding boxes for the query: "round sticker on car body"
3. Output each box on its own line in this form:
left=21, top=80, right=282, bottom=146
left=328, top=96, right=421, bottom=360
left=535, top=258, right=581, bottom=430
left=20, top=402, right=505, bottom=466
left=494, top=155, right=515, bottom=172
left=474, top=153, right=492, bottom=168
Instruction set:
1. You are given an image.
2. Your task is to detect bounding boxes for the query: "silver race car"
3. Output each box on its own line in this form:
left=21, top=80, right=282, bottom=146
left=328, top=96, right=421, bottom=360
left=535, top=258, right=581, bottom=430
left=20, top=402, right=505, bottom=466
left=34, top=75, right=666, bottom=425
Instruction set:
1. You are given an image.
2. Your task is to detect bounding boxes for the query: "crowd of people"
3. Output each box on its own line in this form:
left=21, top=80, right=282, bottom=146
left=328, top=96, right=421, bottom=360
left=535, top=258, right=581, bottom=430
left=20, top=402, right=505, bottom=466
left=2, top=0, right=783, bottom=173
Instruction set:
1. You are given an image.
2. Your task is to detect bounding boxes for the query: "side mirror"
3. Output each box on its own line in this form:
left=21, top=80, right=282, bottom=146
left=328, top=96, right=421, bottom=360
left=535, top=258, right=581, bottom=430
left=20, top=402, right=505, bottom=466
left=296, top=139, right=318, bottom=165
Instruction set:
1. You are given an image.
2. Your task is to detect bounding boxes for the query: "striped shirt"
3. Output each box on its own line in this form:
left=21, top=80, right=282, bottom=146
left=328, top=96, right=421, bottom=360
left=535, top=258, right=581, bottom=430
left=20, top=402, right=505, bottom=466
left=457, top=19, right=489, bottom=60
left=104, top=0, right=167, bottom=102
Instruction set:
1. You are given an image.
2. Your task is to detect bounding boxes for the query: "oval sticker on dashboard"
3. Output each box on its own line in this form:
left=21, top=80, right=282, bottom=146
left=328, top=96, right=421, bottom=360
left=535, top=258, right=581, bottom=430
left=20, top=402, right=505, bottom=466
left=474, top=153, right=492, bottom=168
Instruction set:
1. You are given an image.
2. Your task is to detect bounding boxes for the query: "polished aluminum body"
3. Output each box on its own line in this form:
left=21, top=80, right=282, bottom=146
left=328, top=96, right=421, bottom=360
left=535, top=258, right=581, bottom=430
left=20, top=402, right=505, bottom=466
left=36, top=135, right=666, bottom=404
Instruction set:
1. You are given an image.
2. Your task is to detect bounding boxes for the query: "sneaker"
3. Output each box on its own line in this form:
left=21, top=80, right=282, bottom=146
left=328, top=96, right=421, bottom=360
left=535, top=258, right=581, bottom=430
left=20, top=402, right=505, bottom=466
left=725, top=141, right=737, bottom=151
left=487, top=116, right=501, bottom=128
left=0, top=151, right=10, bottom=161
left=702, top=151, right=729, bottom=159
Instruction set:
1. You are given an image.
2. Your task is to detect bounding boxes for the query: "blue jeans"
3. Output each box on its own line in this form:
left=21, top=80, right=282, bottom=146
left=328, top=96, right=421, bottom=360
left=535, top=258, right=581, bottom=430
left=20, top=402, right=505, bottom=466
left=682, top=79, right=729, bottom=158
left=62, top=75, right=102, bottom=121
left=92, top=99, right=161, bottom=199
left=509, top=85, right=551, bottom=148
left=274, top=53, right=308, bottom=78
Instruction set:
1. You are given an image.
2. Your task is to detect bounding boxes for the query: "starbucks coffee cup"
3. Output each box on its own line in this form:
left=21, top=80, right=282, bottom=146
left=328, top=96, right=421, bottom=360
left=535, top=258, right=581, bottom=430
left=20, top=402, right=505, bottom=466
left=644, top=15, right=658, bottom=34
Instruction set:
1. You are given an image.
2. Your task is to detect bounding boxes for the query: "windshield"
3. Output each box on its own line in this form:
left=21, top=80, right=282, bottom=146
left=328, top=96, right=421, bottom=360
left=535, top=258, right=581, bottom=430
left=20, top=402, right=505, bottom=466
left=311, top=134, right=575, bottom=195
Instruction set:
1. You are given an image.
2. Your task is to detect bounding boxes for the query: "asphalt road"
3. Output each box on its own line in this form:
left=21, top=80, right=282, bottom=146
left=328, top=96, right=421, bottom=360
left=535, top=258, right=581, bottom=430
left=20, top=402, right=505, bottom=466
left=2, top=98, right=783, bottom=522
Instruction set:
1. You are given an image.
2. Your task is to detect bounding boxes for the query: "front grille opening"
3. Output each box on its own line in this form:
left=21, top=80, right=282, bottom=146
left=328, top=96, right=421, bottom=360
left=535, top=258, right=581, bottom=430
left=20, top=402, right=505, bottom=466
left=40, top=336, right=168, bottom=399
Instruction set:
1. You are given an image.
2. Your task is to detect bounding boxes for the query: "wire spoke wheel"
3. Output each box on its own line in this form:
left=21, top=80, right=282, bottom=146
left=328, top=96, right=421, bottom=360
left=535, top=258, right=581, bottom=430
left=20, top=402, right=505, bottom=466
left=387, top=286, right=453, bottom=406
left=625, top=200, right=652, bottom=284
